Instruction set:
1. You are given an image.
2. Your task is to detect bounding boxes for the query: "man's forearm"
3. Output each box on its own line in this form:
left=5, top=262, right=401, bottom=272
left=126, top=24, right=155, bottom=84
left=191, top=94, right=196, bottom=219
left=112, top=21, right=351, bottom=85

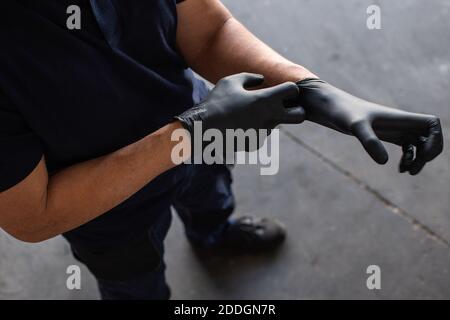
left=188, top=17, right=317, bottom=86
left=2, top=122, right=188, bottom=242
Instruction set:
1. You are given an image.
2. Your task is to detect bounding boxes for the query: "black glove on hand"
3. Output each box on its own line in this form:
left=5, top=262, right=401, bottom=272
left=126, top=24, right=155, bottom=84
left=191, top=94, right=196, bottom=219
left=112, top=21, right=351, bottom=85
left=296, top=78, right=444, bottom=175
left=176, top=73, right=304, bottom=152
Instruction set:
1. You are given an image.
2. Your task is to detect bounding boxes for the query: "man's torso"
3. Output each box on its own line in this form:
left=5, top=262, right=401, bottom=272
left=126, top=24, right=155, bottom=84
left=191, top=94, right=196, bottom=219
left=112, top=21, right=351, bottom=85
left=0, top=0, right=208, bottom=249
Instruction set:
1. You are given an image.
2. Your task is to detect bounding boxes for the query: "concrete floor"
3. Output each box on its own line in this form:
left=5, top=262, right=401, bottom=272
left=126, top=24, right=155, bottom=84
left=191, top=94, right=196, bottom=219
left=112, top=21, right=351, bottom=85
left=1, top=0, right=449, bottom=299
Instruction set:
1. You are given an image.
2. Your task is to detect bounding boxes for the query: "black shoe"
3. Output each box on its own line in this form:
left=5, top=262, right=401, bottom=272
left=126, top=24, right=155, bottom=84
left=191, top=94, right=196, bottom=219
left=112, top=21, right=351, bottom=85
left=191, top=216, right=287, bottom=253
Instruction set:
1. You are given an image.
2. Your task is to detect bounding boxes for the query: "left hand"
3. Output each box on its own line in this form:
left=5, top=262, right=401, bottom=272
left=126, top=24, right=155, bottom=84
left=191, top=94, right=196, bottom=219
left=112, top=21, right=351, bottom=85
left=296, top=78, right=444, bottom=175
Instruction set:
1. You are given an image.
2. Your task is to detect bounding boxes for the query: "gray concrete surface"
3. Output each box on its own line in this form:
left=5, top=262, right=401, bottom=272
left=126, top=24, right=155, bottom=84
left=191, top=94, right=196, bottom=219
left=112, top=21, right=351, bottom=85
left=0, top=0, right=449, bottom=299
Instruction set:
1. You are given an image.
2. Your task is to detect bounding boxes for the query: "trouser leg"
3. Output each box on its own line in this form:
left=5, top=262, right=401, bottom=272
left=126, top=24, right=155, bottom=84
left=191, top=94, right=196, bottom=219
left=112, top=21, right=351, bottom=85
left=173, top=164, right=235, bottom=248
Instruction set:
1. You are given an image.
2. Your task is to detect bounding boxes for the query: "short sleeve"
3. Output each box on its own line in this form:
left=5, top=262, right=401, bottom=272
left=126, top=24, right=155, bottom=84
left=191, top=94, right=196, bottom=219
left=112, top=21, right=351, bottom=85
left=0, top=92, right=43, bottom=192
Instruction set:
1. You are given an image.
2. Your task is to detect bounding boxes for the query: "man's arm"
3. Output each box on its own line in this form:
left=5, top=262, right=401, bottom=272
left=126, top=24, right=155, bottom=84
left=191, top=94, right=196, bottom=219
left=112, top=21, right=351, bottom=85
left=176, top=0, right=317, bottom=86
left=0, top=122, right=188, bottom=243
left=0, top=72, right=302, bottom=243
left=176, top=0, right=443, bottom=173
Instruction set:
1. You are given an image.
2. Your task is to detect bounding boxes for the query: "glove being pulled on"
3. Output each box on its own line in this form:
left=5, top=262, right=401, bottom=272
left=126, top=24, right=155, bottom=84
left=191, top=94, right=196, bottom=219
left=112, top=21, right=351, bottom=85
left=296, top=78, right=443, bottom=175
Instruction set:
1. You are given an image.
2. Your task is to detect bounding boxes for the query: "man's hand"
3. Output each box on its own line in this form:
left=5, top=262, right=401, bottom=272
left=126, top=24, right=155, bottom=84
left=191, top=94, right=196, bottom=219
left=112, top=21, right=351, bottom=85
left=297, top=78, right=444, bottom=175
left=176, top=73, right=304, bottom=151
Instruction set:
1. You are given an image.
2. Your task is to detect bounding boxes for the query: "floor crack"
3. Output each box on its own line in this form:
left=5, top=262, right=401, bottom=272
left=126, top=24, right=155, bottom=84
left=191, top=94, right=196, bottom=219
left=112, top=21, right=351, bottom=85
left=281, top=128, right=450, bottom=248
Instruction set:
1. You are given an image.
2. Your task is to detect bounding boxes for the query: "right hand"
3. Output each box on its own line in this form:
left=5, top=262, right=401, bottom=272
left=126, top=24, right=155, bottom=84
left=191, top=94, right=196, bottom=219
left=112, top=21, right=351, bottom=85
left=175, top=73, right=304, bottom=152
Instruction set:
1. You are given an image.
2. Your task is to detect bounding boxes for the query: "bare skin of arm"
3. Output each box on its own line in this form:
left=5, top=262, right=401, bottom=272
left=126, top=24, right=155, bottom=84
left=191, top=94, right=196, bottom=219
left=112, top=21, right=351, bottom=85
left=176, top=0, right=317, bottom=86
left=0, top=122, right=189, bottom=242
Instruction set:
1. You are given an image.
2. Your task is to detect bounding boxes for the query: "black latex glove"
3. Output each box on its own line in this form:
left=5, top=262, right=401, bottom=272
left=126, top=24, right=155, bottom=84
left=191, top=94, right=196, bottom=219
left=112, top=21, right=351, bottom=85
left=296, top=78, right=444, bottom=175
left=176, top=73, right=305, bottom=152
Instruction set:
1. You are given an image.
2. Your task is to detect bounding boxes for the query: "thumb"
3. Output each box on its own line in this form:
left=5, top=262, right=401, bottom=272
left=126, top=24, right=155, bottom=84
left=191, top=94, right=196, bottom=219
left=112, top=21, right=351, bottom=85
left=352, top=121, right=389, bottom=165
left=261, top=81, right=300, bottom=101
left=231, top=72, right=265, bottom=89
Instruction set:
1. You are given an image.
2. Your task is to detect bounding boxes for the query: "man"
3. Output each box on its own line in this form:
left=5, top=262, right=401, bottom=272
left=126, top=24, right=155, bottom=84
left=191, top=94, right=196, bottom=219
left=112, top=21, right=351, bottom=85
left=0, top=0, right=443, bottom=300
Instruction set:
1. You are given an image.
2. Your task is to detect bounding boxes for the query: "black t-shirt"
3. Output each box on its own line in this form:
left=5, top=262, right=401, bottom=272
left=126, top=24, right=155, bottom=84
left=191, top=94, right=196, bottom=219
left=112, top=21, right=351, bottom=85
left=0, top=0, right=208, bottom=248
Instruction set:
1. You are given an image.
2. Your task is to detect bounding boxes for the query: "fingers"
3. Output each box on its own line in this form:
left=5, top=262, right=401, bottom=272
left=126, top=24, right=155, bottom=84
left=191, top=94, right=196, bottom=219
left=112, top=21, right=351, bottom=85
left=397, top=117, right=443, bottom=175
left=261, top=82, right=302, bottom=124
left=399, top=140, right=427, bottom=175
left=406, top=134, right=441, bottom=175
left=408, top=147, right=427, bottom=175
left=421, top=117, right=444, bottom=162
left=397, top=112, right=439, bottom=131
left=399, top=144, right=415, bottom=173
left=260, top=81, right=300, bottom=101
left=227, top=72, right=265, bottom=89
left=409, top=159, right=426, bottom=175
left=352, top=121, right=389, bottom=165
left=279, top=106, right=306, bottom=124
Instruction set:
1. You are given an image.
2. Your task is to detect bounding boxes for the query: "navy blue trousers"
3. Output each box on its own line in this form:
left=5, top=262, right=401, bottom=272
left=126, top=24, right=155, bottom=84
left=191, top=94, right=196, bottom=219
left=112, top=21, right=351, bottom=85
left=92, top=163, right=235, bottom=300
